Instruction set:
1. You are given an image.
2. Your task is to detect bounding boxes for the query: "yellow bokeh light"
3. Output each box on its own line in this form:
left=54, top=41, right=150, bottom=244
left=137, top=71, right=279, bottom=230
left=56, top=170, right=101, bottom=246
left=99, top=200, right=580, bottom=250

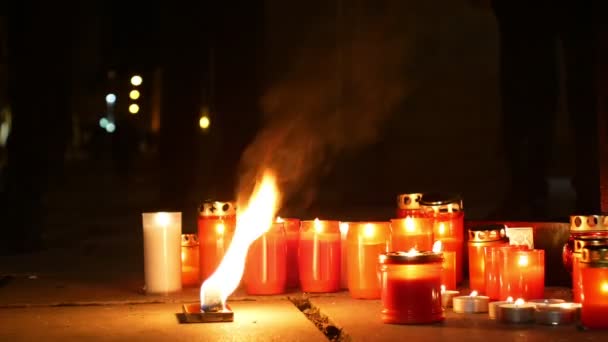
left=129, top=104, right=140, bottom=114
left=130, top=75, right=143, bottom=86
left=199, top=115, right=210, bottom=129
left=129, top=89, right=140, bottom=100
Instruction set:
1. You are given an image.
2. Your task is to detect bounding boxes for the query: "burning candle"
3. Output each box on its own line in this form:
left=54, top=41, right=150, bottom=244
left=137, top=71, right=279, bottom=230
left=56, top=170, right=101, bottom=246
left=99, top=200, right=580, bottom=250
left=452, top=291, right=490, bottom=313
left=441, top=285, right=460, bottom=308
left=433, top=241, right=456, bottom=290
left=390, top=216, right=433, bottom=252
left=142, top=212, right=182, bottom=294
left=498, top=298, right=535, bottom=324
left=244, top=221, right=287, bottom=295
left=277, top=217, right=301, bottom=289
left=580, top=245, right=608, bottom=329
left=298, top=219, right=341, bottom=293
left=484, top=245, right=528, bottom=300
left=197, top=201, right=237, bottom=282
left=379, top=250, right=445, bottom=324
left=571, top=236, right=608, bottom=303
left=499, top=249, right=545, bottom=300
left=346, top=222, right=390, bottom=299
left=467, top=224, right=509, bottom=295
left=396, top=193, right=423, bottom=218
left=534, top=302, right=581, bottom=325
left=339, top=222, right=349, bottom=289
left=181, top=234, right=200, bottom=287
left=488, top=297, right=513, bottom=320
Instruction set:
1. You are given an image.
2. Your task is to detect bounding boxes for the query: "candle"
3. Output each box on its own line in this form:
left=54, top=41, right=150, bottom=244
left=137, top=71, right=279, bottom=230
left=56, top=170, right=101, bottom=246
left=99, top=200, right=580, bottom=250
left=433, top=241, right=456, bottom=290
left=181, top=234, right=200, bottom=287
left=484, top=245, right=528, bottom=300
left=452, top=291, right=490, bottom=313
left=467, top=224, right=509, bottom=294
left=534, top=303, right=581, bottom=325
left=499, top=298, right=535, bottom=324
left=346, top=222, right=390, bottom=299
left=499, top=249, right=545, bottom=300
left=379, top=251, right=444, bottom=324
left=142, top=212, right=182, bottom=294
left=390, top=217, right=433, bottom=252
left=197, top=200, right=237, bottom=282
left=277, top=217, right=301, bottom=289
left=244, top=222, right=287, bottom=295
left=580, top=245, right=608, bottom=329
left=339, top=222, right=349, bottom=289
left=571, top=236, right=608, bottom=303
left=298, top=219, right=341, bottom=293
left=488, top=297, right=513, bottom=319
left=528, top=298, right=565, bottom=307
left=441, top=285, right=460, bottom=308
left=396, top=193, right=423, bottom=218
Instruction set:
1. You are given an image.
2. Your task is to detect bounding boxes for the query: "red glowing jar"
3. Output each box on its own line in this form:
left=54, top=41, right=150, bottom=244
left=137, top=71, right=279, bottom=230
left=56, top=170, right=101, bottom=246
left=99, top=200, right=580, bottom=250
left=484, top=245, right=528, bottom=300
left=390, top=217, right=433, bottom=252
left=278, top=217, right=301, bottom=289
left=396, top=193, right=423, bottom=218
left=298, top=219, right=341, bottom=293
left=580, top=245, right=608, bottom=329
left=571, top=236, right=608, bottom=303
left=181, top=234, right=200, bottom=287
left=244, top=222, right=287, bottom=295
left=420, top=194, right=465, bottom=284
left=379, top=251, right=444, bottom=324
left=499, top=248, right=545, bottom=300
left=197, top=201, right=237, bottom=282
left=467, top=224, right=509, bottom=294
left=562, top=215, right=608, bottom=274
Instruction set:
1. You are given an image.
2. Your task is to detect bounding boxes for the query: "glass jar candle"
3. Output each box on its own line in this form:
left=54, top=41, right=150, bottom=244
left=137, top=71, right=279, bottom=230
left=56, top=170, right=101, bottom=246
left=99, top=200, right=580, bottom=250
left=390, top=216, right=433, bottom=252
left=197, top=200, right=237, bottom=282
left=421, top=193, right=465, bottom=284
left=572, top=236, right=608, bottom=303
left=580, top=245, right=608, bottom=329
left=562, top=215, right=608, bottom=274
left=277, top=217, right=301, bottom=289
left=346, top=222, right=390, bottom=299
left=298, top=219, right=341, bottom=293
left=181, top=234, right=200, bottom=287
left=467, top=224, right=509, bottom=294
left=396, top=193, right=423, bottom=218
left=484, top=245, right=528, bottom=300
left=379, top=251, right=444, bottom=324
left=244, top=221, right=287, bottom=295
left=499, top=248, right=545, bottom=300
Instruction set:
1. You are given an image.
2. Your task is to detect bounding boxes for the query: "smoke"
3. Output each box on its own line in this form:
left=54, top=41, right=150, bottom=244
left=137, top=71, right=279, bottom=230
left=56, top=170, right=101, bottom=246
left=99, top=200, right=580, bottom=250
left=237, top=2, right=410, bottom=211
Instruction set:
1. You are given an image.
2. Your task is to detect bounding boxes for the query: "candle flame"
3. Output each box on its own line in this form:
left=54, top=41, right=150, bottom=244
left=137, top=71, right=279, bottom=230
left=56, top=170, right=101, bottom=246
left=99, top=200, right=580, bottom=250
left=406, top=247, right=418, bottom=256
left=438, top=222, right=446, bottom=235
left=506, top=296, right=513, bottom=303
left=314, top=218, right=323, bottom=233
left=215, top=222, right=226, bottom=235
left=200, top=171, right=280, bottom=310
left=404, top=216, right=415, bottom=232
left=518, top=254, right=529, bottom=267
left=469, top=290, right=478, bottom=297
left=154, top=212, right=171, bottom=227
left=602, top=282, right=608, bottom=293
left=441, top=285, right=446, bottom=293
left=432, top=240, right=443, bottom=253
left=276, top=216, right=284, bottom=223
left=339, top=222, right=349, bottom=235
left=514, top=298, right=525, bottom=306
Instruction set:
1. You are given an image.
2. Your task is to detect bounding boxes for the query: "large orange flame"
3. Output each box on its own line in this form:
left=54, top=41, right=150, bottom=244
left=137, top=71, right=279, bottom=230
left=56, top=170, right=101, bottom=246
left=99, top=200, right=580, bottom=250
left=200, top=171, right=280, bottom=309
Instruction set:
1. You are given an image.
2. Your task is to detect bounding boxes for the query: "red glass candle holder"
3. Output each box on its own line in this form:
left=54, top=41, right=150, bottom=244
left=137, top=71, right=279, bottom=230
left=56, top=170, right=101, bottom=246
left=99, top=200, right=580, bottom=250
left=499, top=248, right=545, bottom=300
left=484, top=245, right=528, bottom=300
left=571, top=236, right=608, bottom=303
left=379, top=251, right=445, bottom=324
left=197, top=200, right=237, bottom=282
left=467, top=224, right=509, bottom=294
left=396, top=193, right=423, bottom=218
left=562, top=215, right=608, bottom=274
left=421, top=193, right=465, bottom=284
left=298, top=219, right=341, bottom=293
left=390, top=217, right=433, bottom=252
left=580, top=245, right=608, bottom=329
left=346, top=222, right=390, bottom=299
left=244, top=222, right=287, bottom=295
left=181, top=234, right=200, bottom=287
left=278, top=217, right=301, bottom=289
left=441, top=250, right=457, bottom=291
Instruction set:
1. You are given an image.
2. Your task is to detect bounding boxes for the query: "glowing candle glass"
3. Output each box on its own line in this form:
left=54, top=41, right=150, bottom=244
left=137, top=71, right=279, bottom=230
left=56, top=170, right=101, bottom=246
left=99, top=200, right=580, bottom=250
left=379, top=251, right=444, bottom=324
left=562, top=215, right=608, bottom=274
left=277, top=217, right=301, bottom=289
left=467, top=224, right=509, bottom=294
left=571, top=236, right=608, bottom=303
left=499, top=249, right=545, bottom=300
left=346, top=222, right=390, bottom=299
left=485, top=245, right=528, bottom=300
left=390, top=217, right=433, bottom=252
left=433, top=241, right=456, bottom=290
left=142, top=212, right=182, bottom=294
left=298, top=219, right=341, bottom=293
left=396, top=193, right=423, bottom=218
left=340, top=222, right=349, bottom=289
left=197, top=201, right=237, bottom=282
left=580, top=245, right=608, bottom=329
left=181, top=234, right=200, bottom=287
left=244, top=221, right=287, bottom=295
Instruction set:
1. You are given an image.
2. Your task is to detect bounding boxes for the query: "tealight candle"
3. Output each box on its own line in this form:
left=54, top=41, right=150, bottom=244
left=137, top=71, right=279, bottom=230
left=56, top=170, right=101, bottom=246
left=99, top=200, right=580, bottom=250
left=277, top=217, right=301, bottom=288
left=534, top=303, right=581, bottom=325
left=142, top=212, right=182, bottom=294
left=499, top=299, right=535, bottom=324
left=390, top=216, right=433, bottom=252
left=441, top=285, right=459, bottom=308
left=298, top=219, right=341, bottom=293
left=488, top=297, right=513, bottom=320
left=346, top=222, right=390, bottom=299
left=452, top=291, right=490, bottom=313
left=197, top=201, right=237, bottom=282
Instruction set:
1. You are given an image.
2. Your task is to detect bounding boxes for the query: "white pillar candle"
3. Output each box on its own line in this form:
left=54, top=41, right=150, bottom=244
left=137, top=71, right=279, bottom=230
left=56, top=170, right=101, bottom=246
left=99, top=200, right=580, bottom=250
left=142, top=212, right=182, bottom=294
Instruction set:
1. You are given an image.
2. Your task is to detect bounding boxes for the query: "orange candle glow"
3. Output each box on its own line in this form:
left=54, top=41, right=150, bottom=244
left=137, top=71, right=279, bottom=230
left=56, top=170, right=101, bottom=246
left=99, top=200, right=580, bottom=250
left=484, top=245, right=528, bottom=300
left=181, top=234, right=200, bottom=287
left=298, top=219, right=341, bottom=293
left=433, top=241, right=456, bottom=290
left=580, top=245, right=608, bottom=329
left=197, top=201, right=237, bottom=282
left=390, top=216, right=433, bottom=252
left=244, top=222, right=287, bottom=295
left=277, top=217, right=301, bottom=288
left=346, top=222, right=390, bottom=299
left=467, top=225, right=509, bottom=294
left=499, top=248, right=544, bottom=300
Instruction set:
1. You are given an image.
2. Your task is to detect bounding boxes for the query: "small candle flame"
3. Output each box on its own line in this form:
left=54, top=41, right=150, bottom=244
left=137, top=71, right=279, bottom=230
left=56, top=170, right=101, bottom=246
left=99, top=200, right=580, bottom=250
left=602, top=282, right=608, bottom=293
left=404, top=216, right=415, bottom=232
left=276, top=216, right=284, bottom=223
left=154, top=212, right=171, bottom=227
left=469, top=291, right=478, bottom=297
left=432, top=240, right=443, bottom=253
left=406, top=247, right=418, bottom=256
left=215, top=222, right=225, bottom=235
left=506, top=296, right=514, bottom=303
left=518, top=254, right=529, bottom=267
left=363, top=223, right=374, bottom=238
left=438, top=222, right=446, bottom=235
left=441, top=285, right=446, bottom=293
left=514, top=298, right=525, bottom=306
left=314, top=218, right=323, bottom=233
left=339, top=222, right=349, bottom=235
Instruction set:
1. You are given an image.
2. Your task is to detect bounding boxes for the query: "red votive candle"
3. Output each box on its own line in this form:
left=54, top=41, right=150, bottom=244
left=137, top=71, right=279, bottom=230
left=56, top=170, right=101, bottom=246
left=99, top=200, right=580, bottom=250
left=346, top=222, right=390, bottom=299
left=379, top=251, right=444, bottom=324
left=390, top=216, right=433, bottom=252
left=244, top=221, right=287, bottom=295
left=485, top=245, right=528, bottom=300
left=197, top=201, right=237, bottom=282
left=467, top=224, right=509, bottom=294
left=396, top=193, right=423, bottom=218
left=499, top=248, right=545, bottom=300
left=278, top=217, right=301, bottom=289
left=571, top=236, right=608, bottom=303
left=580, top=245, right=608, bottom=329
left=298, top=219, right=341, bottom=293
left=181, top=234, right=200, bottom=287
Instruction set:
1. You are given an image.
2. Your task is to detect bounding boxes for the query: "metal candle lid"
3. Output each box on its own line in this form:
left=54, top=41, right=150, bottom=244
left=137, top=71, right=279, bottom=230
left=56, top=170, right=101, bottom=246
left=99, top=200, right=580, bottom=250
left=468, top=224, right=507, bottom=243
left=181, top=234, right=199, bottom=247
left=379, top=251, right=443, bottom=265
left=396, top=193, right=423, bottom=210
left=580, top=245, right=608, bottom=267
left=419, top=193, right=463, bottom=213
left=573, top=236, right=608, bottom=254
left=198, top=200, right=237, bottom=217
left=570, top=215, right=608, bottom=232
